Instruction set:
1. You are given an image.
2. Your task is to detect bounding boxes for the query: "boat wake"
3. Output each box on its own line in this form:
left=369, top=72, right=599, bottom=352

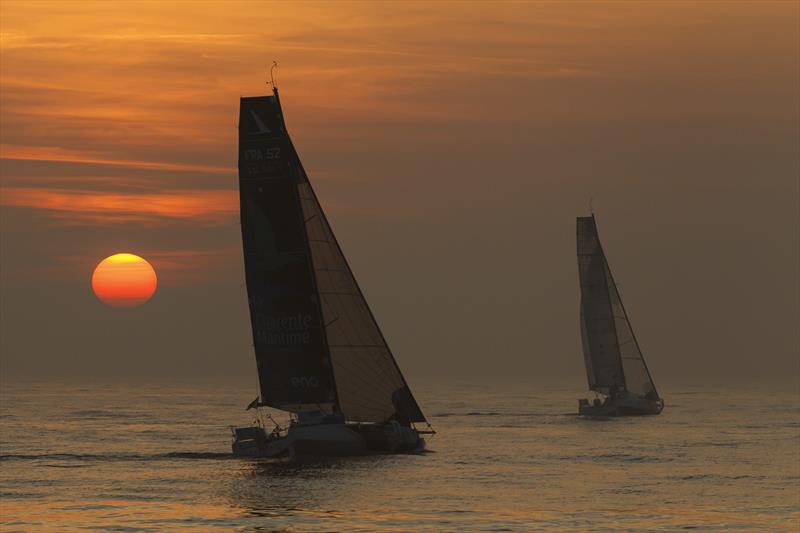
left=433, top=411, right=546, bottom=418
left=0, top=452, right=236, bottom=462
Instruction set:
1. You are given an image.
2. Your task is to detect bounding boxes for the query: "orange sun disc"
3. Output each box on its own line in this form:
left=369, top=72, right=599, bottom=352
left=91, top=253, right=157, bottom=307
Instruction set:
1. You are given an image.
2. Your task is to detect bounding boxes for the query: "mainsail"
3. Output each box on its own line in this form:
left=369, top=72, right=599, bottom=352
left=238, top=89, right=426, bottom=424
left=576, top=215, right=658, bottom=399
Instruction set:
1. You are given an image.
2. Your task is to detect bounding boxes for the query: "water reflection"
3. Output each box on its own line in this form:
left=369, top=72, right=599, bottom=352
left=2, top=381, right=797, bottom=531
left=225, top=455, right=396, bottom=523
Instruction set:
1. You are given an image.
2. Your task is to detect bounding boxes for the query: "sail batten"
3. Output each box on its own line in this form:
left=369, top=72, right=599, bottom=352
left=576, top=215, right=658, bottom=399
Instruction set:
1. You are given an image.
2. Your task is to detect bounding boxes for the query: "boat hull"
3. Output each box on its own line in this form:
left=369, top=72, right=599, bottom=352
left=231, top=426, right=293, bottom=458
left=231, top=421, right=425, bottom=458
left=578, top=396, right=663, bottom=417
left=288, top=422, right=366, bottom=456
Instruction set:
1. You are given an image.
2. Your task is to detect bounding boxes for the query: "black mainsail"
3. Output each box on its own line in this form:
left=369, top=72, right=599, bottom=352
left=238, top=89, right=426, bottom=425
left=577, top=215, right=659, bottom=399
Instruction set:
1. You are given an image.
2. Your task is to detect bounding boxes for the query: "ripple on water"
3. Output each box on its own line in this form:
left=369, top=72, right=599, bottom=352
left=1, top=382, right=797, bottom=531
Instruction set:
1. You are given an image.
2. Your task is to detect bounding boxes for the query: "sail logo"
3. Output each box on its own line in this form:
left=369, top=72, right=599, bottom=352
left=257, top=329, right=311, bottom=345
left=242, top=147, right=280, bottom=161
left=256, top=313, right=313, bottom=346
left=249, top=109, right=271, bottom=134
left=263, top=314, right=312, bottom=331
left=291, top=376, right=320, bottom=389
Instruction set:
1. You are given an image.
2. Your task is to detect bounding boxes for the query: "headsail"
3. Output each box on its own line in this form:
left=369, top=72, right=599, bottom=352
left=605, top=265, right=657, bottom=397
left=238, top=89, right=427, bottom=424
left=576, top=215, right=658, bottom=398
left=297, top=175, right=425, bottom=423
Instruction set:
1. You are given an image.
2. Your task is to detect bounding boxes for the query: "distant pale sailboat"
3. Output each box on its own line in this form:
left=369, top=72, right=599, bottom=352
left=231, top=86, right=433, bottom=457
left=576, top=215, right=664, bottom=416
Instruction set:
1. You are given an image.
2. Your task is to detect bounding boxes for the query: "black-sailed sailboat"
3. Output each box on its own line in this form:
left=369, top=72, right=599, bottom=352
left=576, top=214, right=664, bottom=416
left=231, top=86, right=433, bottom=457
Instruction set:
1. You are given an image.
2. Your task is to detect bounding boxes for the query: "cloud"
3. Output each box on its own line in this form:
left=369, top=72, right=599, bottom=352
left=1, top=145, right=233, bottom=175
left=0, top=187, right=238, bottom=225
left=0, top=31, right=256, bottom=50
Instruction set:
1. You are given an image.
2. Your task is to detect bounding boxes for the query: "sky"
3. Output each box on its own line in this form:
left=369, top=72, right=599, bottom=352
left=1, top=1, right=798, bottom=387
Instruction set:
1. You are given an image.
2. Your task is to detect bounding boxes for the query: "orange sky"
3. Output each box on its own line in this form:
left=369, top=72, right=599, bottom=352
left=0, top=1, right=797, bottom=382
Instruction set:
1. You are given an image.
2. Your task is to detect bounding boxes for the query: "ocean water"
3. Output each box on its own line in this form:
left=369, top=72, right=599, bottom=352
left=0, top=379, right=798, bottom=532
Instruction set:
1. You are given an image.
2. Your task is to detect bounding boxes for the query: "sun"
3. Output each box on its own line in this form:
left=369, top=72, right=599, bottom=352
left=91, top=253, right=157, bottom=307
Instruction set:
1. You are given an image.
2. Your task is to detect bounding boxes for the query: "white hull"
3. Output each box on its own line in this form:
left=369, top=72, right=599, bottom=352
left=579, top=396, right=663, bottom=416
left=288, top=422, right=366, bottom=456
left=230, top=426, right=293, bottom=458
left=232, top=420, right=425, bottom=458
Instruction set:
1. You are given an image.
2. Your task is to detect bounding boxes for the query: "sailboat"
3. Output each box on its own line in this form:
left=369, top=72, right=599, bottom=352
left=576, top=214, right=664, bottom=416
left=231, top=86, right=433, bottom=457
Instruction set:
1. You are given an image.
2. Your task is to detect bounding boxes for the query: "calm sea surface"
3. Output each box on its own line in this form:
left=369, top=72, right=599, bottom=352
left=1, top=379, right=798, bottom=531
